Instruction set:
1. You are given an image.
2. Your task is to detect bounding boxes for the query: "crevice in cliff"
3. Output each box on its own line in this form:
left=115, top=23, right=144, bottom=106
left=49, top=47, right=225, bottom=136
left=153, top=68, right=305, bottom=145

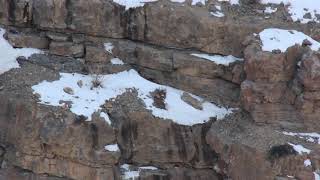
left=7, top=0, right=15, bottom=23
left=65, top=0, right=72, bottom=28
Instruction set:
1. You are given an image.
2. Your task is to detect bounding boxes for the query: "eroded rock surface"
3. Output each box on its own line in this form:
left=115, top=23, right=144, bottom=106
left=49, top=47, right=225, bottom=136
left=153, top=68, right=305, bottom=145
left=1, top=0, right=320, bottom=180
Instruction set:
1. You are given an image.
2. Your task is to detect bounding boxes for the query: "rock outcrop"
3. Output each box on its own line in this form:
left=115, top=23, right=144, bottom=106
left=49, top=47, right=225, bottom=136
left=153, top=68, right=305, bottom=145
left=0, top=0, right=320, bottom=180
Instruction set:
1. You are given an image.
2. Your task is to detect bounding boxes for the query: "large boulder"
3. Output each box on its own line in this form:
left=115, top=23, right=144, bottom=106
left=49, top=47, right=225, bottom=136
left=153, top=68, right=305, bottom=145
left=33, top=0, right=68, bottom=29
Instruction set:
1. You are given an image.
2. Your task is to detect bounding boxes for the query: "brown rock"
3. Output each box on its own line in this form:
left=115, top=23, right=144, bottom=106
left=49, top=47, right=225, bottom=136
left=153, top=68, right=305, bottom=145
left=5, top=31, right=49, bottom=49
left=181, top=92, right=203, bottom=110
left=244, top=45, right=303, bottom=82
left=67, top=0, right=125, bottom=37
left=241, top=80, right=292, bottom=111
left=49, top=42, right=84, bottom=58
left=107, top=91, right=197, bottom=165
left=46, top=32, right=70, bottom=42
left=63, top=87, right=74, bottom=95
left=298, top=51, right=320, bottom=91
left=85, top=46, right=112, bottom=63
left=302, top=39, right=312, bottom=46
left=33, top=0, right=68, bottom=29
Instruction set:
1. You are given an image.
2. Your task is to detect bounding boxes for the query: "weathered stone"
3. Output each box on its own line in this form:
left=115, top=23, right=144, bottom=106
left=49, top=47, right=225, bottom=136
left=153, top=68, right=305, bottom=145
left=138, top=67, right=240, bottom=107
left=49, top=42, right=84, bottom=58
left=181, top=92, right=203, bottom=110
left=107, top=91, right=197, bottom=165
left=33, top=0, right=68, bottom=29
left=173, top=52, right=226, bottom=79
left=47, top=32, right=70, bottom=42
left=0, top=166, right=70, bottom=180
left=241, top=80, right=294, bottom=111
left=244, top=45, right=303, bottom=82
left=206, top=112, right=315, bottom=180
left=67, top=0, right=125, bottom=37
left=5, top=31, right=49, bottom=49
left=251, top=104, right=302, bottom=127
left=63, top=87, right=74, bottom=95
left=298, top=51, right=320, bottom=91
left=85, top=45, right=112, bottom=63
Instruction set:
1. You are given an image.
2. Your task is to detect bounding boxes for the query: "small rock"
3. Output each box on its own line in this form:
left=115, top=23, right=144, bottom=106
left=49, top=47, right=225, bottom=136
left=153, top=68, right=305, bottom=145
left=151, top=89, right=167, bottom=110
left=77, top=80, right=83, bottom=88
left=302, top=39, right=312, bottom=46
left=181, top=92, right=203, bottom=110
left=46, top=32, right=70, bottom=41
left=0, top=146, right=5, bottom=156
left=74, top=115, right=88, bottom=124
left=34, top=93, right=41, bottom=99
left=63, top=87, right=74, bottom=95
left=303, top=12, right=312, bottom=19
left=16, top=56, right=28, bottom=65
left=59, top=100, right=73, bottom=108
left=272, top=49, right=282, bottom=54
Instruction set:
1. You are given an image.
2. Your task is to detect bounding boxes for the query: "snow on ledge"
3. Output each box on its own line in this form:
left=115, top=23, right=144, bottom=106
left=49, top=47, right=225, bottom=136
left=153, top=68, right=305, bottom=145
left=315, top=172, right=320, bottom=180
left=112, top=0, right=158, bottom=10
left=304, top=159, right=311, bottom=167
left=0, top=28, right=42, bottom=75
left=288, top=143, right=311, bottom=155
left=259, top=28, right=320, bottom=53
left=218, top=0, right=239, bottom=5
left=111, top=58, right=125, bottom=65
left=121, top=164, right=158, bottom=180
left=113, top=0, right=209, bottom=9
left=283, top=132, right=320, bottom=144
left=32, top=69, right=234, bottom=126
left=104, top=42, right=114, bottom=54
left=260, top=0, right=320, bottom=24
left=191, top=53, right=243, bottom=66
left=104, top=144, right=120, bottom=152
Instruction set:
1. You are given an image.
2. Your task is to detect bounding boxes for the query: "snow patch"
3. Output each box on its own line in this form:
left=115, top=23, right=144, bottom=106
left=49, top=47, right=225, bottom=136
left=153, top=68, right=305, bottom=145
left=32, top=69, right=234, bottom=126
left=315, top=172, right=320, bottom=180
left=218, top=0, right=239, bottom=5
left=288, top=143, right=311, bottom=155
left=264, top=7, right=277, bottom=14
left=304, top=159, right=311, bottom=167
left=121, top=164, right=158, bottom=180
left=260, top=0, right=320, bottom=23
left=0, top=28, right=42, bottom=75
left=259, top=28, right=320, bottom=52
left=191, top=53, right=243, bottom=66
left=104, top=43, right=114, bottom=54
left=104, top=144, right=120, bottom=152
left=211, top=6, right=224, bottom=17
left=170, top=0, right=206, bottom=5
left=111, top=58, right=125, bottom=65
left=283, top=132, right=320, bottom=144
left=100, top=112, right=111, bottom=125
left=112, top=0, right=158, bottom=10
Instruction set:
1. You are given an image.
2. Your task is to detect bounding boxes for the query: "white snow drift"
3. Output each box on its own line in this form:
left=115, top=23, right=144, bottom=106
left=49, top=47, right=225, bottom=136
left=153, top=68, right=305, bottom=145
left=260, top=0, right=320, bottom=23
left=283, top=132, right=320, bottom=144
left=32, top=69, right=233, bottom=126
left=112, top=0, right=212, bottom=9
left=0, top=28, right=41, bottom=75
left=121, top=164, right=158, bottom=180
left=259, top=28, right=320, bottom=52
left=191, top=53, right=242, bottom=66
left=288, top=143, right=311, bottom=155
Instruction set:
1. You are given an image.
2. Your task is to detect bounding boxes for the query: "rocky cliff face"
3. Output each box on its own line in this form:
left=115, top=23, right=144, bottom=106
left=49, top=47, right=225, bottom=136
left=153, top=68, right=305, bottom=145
left=0, top=0, right=320, bottom=180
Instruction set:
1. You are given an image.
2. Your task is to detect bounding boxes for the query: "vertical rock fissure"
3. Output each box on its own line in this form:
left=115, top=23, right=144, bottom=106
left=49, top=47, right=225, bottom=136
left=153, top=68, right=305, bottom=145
left=8, top=0, right=16, bottom=22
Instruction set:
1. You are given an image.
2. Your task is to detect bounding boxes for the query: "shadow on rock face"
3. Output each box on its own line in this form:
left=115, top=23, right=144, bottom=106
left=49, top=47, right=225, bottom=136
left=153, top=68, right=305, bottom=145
left=267, top=144, right=297, bottom=161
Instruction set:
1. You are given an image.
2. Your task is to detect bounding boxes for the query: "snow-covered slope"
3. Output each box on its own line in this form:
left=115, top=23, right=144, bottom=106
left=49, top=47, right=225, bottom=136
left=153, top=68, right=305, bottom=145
left=260, top=0, right=320, bottom=23
left=0, top=28, right=42, bottom=75
left=259, top=28, right=320, bottom=52
left=32, top=69, right=234, bottom=126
